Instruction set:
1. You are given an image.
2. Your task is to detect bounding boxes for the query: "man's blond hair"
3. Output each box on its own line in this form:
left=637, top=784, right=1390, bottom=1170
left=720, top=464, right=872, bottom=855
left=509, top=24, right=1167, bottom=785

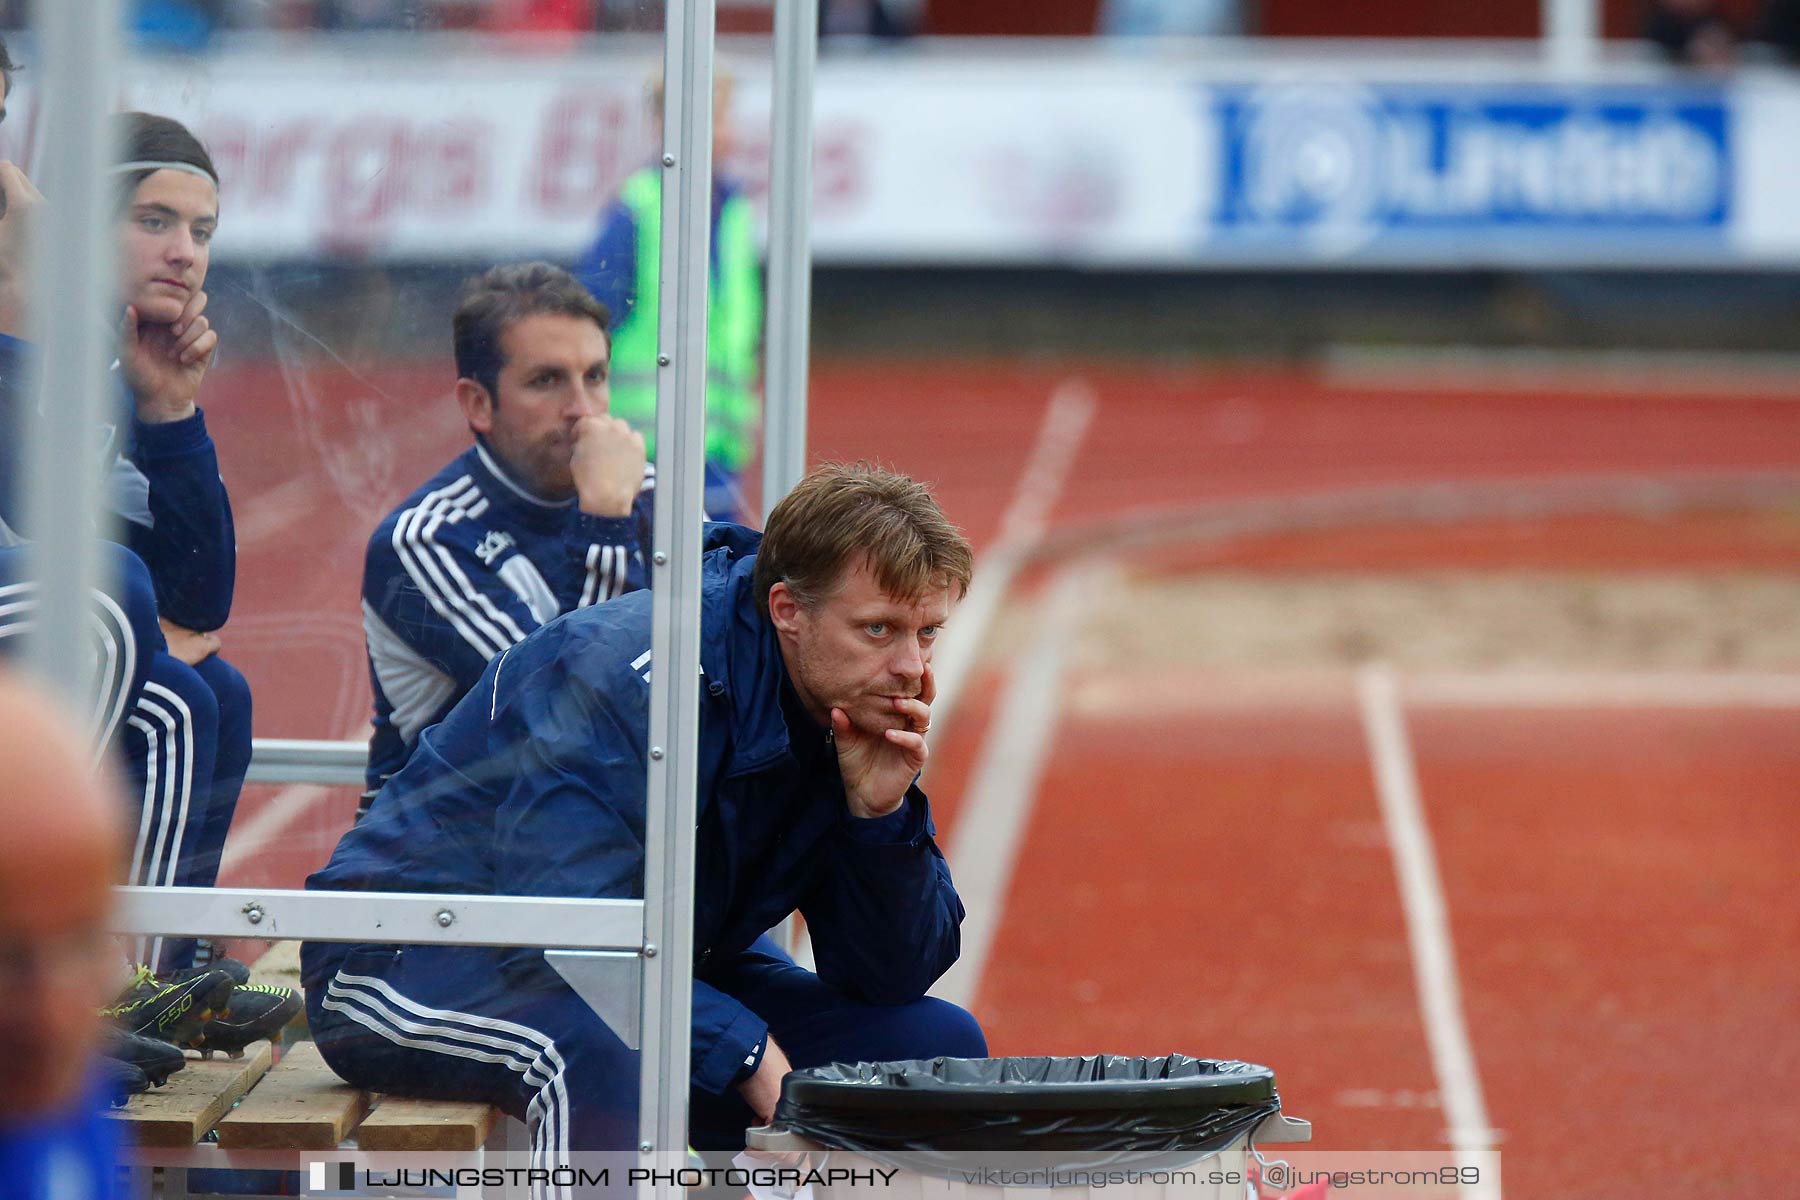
left=753, top=462, right=973, bottom=617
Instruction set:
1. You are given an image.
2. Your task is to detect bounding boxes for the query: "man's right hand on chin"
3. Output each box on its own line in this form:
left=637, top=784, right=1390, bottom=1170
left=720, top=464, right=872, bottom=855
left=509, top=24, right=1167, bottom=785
left=570, top=414, right=646, bottom=517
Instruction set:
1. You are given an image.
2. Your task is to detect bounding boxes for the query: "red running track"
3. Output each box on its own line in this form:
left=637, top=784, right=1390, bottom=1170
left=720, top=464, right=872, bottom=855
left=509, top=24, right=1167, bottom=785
left=198, top=356, right=1797, bottom=1196
left=956, top=654, right=1799, bottom=1196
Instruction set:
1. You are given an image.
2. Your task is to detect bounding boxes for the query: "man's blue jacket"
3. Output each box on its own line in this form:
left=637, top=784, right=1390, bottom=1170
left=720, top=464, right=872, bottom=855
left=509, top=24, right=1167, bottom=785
left=308, top=528, right=966, bottom=1095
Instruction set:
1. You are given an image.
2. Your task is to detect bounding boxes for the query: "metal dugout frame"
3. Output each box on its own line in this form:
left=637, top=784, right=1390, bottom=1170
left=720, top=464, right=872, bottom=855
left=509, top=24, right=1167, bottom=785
left=19, top=0, right=823, bottom=1184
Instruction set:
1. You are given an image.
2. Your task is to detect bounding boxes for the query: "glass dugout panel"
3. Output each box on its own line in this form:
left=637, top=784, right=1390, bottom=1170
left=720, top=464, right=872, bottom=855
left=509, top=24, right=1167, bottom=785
left=3, top=0, right=727, bottom=1169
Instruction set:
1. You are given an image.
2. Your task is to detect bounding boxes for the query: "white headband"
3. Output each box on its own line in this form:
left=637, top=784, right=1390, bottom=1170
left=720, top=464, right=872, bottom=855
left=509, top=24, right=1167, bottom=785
left=111, top=160, right=215, bottom=181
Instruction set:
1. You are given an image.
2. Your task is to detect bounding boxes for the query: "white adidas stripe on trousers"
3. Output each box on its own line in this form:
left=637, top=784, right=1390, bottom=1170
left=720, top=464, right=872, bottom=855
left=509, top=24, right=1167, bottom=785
left=126, top=679, right=197, bottom=972
left=322, top=971, right=574, bottom=1200
left=86, top=591, right=137, bottom=754
left=0, top=580, right=138, bottom=754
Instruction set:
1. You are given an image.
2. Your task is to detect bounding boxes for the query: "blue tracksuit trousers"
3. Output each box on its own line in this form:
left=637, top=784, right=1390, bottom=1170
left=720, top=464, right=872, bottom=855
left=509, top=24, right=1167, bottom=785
left=303, top=936, right=984, bottom=1170
left=120, top=650, right=252, bottom=972
left=1, top=544, right=252, bottom=973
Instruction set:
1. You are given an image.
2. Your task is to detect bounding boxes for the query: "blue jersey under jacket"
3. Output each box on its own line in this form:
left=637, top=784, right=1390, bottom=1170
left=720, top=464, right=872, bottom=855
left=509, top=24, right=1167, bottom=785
left=311, top=530, right=966, bottom=1095
left=361, top=441, right=657, bottom=790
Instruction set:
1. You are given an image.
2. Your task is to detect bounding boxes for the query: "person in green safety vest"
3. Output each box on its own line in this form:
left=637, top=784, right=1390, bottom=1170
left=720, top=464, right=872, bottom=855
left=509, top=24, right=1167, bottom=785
left=574, top=74, right=762, bottom=523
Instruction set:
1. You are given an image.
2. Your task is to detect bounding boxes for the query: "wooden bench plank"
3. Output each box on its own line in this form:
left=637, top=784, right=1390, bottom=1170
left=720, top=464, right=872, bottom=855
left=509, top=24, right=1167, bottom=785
left=216, top=1041, right=369, bottom=1150
left=355, top=1095, right=501, bottom=1152
left=112, top=1042, right=273, bottom=1148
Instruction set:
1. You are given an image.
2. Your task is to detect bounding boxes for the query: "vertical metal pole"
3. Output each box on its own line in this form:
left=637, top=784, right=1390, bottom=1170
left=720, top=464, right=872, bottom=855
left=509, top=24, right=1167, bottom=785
left=761, top=0, right=820, bottom=520
left=19, top=0, right=125, bottom=714
left=639, top=0, right=715, bottom=1182
left=1543, top=0, right=1600, bottom=72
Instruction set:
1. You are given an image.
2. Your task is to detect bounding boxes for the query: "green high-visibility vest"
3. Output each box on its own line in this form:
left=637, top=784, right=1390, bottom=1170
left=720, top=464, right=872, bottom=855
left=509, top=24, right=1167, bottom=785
left=606, top=167, right=762, bottom=473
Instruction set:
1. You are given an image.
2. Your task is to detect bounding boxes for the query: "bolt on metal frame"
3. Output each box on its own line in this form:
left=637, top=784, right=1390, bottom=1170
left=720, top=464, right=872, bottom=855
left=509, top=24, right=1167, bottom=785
left=635, top=0, right=717, bottom=1168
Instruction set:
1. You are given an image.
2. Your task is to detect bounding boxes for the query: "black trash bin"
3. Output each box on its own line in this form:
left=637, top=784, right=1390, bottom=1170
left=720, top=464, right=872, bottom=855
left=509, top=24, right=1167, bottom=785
left=747, top=1054, right=1310, bottom=1196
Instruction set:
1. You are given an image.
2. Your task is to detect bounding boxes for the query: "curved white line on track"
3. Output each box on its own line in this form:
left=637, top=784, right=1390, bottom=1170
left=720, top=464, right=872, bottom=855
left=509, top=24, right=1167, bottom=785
left=1068, top=669, right=1800, bottom=718
left=931, top=563, right=1101, bottom=1011
left=1402, top=670, right=1800, bottom=708
left=1357, top=663, right=1502, bottom=1198
left=926, top=378, right=1096, bottom=740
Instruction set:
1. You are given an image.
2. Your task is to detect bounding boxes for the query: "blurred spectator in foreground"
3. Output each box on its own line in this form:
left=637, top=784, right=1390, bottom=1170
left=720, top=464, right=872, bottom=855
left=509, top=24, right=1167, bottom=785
left=1100, top=0, right=1241, bottom=37
left=1645, top=0, right=1739, bottom=65
left=0, top=670, right=126, bottom=1200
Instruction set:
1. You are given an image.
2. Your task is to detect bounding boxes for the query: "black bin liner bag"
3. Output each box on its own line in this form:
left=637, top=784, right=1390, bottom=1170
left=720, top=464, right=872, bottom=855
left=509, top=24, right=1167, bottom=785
left=774, top=1053, right=1282, bottom=1178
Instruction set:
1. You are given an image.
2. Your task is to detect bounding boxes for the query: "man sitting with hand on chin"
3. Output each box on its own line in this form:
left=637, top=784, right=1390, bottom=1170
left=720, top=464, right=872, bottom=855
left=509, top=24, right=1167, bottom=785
left=306, top=462, right=986, bottom=1159
left=361, top=262, right=665, bottom=798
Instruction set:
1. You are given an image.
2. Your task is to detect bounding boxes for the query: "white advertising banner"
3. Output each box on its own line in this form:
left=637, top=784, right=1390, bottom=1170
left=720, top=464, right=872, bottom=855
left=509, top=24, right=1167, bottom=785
left=2, top=49, right=1795, bottom=268
left=114, top=60, right=659, bottom=260
left=104, top=56, right=1205, bottom=266
left=1732, top=76, right=1800, bottom=260
left=748, top=68, right=1211, bottom=265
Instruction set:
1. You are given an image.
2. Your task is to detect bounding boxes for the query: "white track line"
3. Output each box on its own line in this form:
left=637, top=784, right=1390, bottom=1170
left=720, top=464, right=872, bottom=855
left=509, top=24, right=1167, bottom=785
left=931, top=564, right=1097, bottom=1011
left=927, top=378, right=1096, bottom=737
left=1069, top=668, right=1800, bottom=718
left=1356, top=663, right=1501, bottom=1199
left=995, top=379, right=1100, bottom=548
left=218, top=783, right=331, bottom=875
left=219, top=722, right=366, bottom=876
left=1403, top=670, right=1800, bottom=709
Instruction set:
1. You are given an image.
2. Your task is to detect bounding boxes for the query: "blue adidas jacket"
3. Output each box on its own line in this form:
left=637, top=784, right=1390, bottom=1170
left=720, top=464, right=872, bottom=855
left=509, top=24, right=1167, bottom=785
left=361, top=440, right=655, bottom=790
left=312, top=531, right=966, bottom=1095
left=0, top=332, right=235, bottom=632
left=115, top=406, right=235, bottom=632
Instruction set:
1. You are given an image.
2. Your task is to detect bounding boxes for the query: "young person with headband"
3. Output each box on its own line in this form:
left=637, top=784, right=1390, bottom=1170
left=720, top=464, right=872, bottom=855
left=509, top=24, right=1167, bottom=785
left=103, top=113, right=303, bottom=1058
left=103, top=114, right=255, bottom=979
left=0, top=94, right=297, bottom=1082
